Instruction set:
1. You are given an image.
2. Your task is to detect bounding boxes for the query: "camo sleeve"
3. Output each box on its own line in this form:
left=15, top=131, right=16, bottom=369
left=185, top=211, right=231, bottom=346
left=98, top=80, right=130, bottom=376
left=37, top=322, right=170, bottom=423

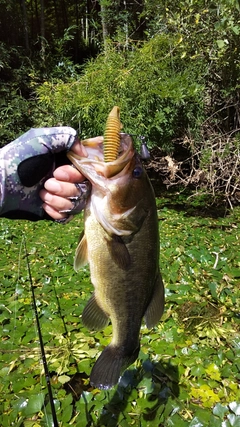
left=0, top=127, right=77, bottom=220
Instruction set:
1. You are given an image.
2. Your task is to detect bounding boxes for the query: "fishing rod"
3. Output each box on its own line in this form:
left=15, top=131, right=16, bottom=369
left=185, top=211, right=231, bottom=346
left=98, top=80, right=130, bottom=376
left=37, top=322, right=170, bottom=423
left=23, top=236, right=59, bottom=427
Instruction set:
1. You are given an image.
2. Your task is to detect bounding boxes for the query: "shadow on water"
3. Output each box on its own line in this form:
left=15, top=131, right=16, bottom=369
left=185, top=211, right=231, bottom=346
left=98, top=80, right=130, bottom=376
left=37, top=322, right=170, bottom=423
left=95, top=358, right=179, bottom=427
left=65, top=358, right=179, bottom=426
left=150, top=178, right=231, bottom=219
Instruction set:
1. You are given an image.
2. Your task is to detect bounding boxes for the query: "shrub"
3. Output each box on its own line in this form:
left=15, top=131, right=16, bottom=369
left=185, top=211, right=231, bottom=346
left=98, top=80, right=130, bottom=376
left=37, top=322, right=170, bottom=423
left=36, top=35, right=206, bottom=152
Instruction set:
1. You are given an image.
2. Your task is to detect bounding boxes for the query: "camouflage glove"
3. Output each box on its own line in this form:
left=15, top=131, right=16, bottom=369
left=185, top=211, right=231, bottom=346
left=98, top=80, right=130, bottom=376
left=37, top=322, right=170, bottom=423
left=0, top=127, right=80, bottom=221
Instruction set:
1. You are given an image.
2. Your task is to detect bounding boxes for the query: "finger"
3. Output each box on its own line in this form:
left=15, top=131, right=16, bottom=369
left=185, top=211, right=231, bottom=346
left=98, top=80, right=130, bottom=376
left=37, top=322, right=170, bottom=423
left=53, top=165, right=84, bottom=182
left=43, top=178, right=82, bottom=198
left=42, top=203, right=69, bottom=220
left=40, top=190, right=74, bottom=211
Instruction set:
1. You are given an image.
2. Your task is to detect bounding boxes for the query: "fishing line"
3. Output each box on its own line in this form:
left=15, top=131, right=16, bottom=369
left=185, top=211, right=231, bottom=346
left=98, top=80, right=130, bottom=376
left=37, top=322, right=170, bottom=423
left=23, top=235, right=59, bottom=427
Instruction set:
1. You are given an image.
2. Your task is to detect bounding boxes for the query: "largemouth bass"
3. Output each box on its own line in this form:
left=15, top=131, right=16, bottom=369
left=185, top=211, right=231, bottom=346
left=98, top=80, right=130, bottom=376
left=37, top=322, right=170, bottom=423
left=67, top=110, right=164, bottom=389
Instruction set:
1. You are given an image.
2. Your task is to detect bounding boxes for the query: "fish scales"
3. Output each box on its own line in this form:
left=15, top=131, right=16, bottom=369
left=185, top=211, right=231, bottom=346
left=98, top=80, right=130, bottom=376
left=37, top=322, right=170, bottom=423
left=67, top=114, right=164, bottom=389
left=85, top=193, right=158, bottom=341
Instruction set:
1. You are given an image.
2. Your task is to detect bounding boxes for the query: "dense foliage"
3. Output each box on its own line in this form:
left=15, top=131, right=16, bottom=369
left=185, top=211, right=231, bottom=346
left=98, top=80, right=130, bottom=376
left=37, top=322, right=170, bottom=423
left=0, top=203, right=239, bottom=426
left=0, top=0, right=240, bottom=202
left=35, top=35, right=205, bottom=144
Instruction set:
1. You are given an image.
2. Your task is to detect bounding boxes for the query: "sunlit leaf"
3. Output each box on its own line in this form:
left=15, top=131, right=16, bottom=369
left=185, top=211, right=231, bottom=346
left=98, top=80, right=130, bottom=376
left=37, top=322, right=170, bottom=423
left=205, top=363, right=221, bottom=381
left=22, top=393, right=45, bottom=416
left=229, top=402, right=240, bottom=416
left=227, top=413, right=240, bottom=427
left=213, top=403, right=229, bottom=419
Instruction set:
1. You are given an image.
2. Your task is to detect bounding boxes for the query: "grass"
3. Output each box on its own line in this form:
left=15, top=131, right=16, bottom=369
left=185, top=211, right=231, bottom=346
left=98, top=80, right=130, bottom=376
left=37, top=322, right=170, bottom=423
left=0, top=202, right=239, bottom=426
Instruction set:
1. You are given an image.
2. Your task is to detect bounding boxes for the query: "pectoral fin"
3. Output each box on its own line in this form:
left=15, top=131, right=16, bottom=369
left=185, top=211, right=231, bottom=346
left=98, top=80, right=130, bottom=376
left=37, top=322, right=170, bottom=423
left=74, top=231, right=88, bottom=271
left=106, top=234, right=131, bottom=270
left=82, top=293, right=109, bottom=331
left=144, top=272, right=165, bottom=329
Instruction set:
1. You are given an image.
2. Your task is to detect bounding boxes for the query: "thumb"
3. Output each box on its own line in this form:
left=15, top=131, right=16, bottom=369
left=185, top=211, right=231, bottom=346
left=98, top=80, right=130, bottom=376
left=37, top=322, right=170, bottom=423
left=71, top=136, right=104, bottom=156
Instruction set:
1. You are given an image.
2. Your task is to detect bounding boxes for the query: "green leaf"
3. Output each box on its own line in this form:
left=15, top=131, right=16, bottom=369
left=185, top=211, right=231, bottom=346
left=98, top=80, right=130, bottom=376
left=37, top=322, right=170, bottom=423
left=22, top=393, right=45, bottom=416
left=191, top=365, right=205, bottom=377
left=167, top=413, right=189, bottom=426
left=213, top=403, right=229, bottom=419
left=189, top=417, right=204, bottom=427
left=231, top=26, right=240, bottom=35
left=205, top=363, right=221, bottom=381
left=227, top=413, right=240, bottom=427
left=58, top=374, right=71, bottom=384
left=229, top=402, right=240, bottom=416
left=208, top=282, right=218, bottom=299
left=62, top=404, right=73, bottom=423
left=217, top=39, right=226, bottom=49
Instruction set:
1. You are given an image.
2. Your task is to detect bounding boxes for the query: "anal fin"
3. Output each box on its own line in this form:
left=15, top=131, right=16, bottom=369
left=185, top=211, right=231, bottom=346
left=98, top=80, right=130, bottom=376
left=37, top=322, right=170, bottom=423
left=144, top=271, right=164, bottom=329
left=82, top=293, right=109, bottom=331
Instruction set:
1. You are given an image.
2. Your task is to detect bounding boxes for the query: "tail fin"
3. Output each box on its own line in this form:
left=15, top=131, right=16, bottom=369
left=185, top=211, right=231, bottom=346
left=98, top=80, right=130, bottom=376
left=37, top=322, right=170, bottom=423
left=90, top=344, right=139, bottom=389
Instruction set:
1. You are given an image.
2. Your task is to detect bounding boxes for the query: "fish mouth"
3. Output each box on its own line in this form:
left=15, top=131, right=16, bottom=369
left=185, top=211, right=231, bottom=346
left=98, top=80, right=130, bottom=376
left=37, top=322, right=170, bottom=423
left=67, top=133, right=135, bottom=179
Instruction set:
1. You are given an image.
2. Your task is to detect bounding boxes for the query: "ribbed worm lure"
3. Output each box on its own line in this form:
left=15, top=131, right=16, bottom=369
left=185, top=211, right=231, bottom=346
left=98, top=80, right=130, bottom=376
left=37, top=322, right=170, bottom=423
left=103, top=106, right=121, bottom=162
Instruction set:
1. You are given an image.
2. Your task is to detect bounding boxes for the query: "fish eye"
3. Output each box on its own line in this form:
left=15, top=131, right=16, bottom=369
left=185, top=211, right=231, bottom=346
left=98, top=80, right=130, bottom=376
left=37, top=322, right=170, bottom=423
left=132, top=166, right=143, bottom=178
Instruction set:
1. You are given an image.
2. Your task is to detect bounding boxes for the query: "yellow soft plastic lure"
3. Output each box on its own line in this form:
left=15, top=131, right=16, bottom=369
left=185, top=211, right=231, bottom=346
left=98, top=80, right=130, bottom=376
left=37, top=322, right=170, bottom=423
left=103, top=106, right=121, bottom=162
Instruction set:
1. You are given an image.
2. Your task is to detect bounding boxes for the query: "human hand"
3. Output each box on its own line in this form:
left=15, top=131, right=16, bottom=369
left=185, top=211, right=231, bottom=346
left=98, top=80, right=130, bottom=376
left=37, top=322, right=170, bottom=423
left=40, top=163, right=89, bottom=222
left=0, top=127, right=85, bottom=220
left=40, top=136, right=103, bottom=222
